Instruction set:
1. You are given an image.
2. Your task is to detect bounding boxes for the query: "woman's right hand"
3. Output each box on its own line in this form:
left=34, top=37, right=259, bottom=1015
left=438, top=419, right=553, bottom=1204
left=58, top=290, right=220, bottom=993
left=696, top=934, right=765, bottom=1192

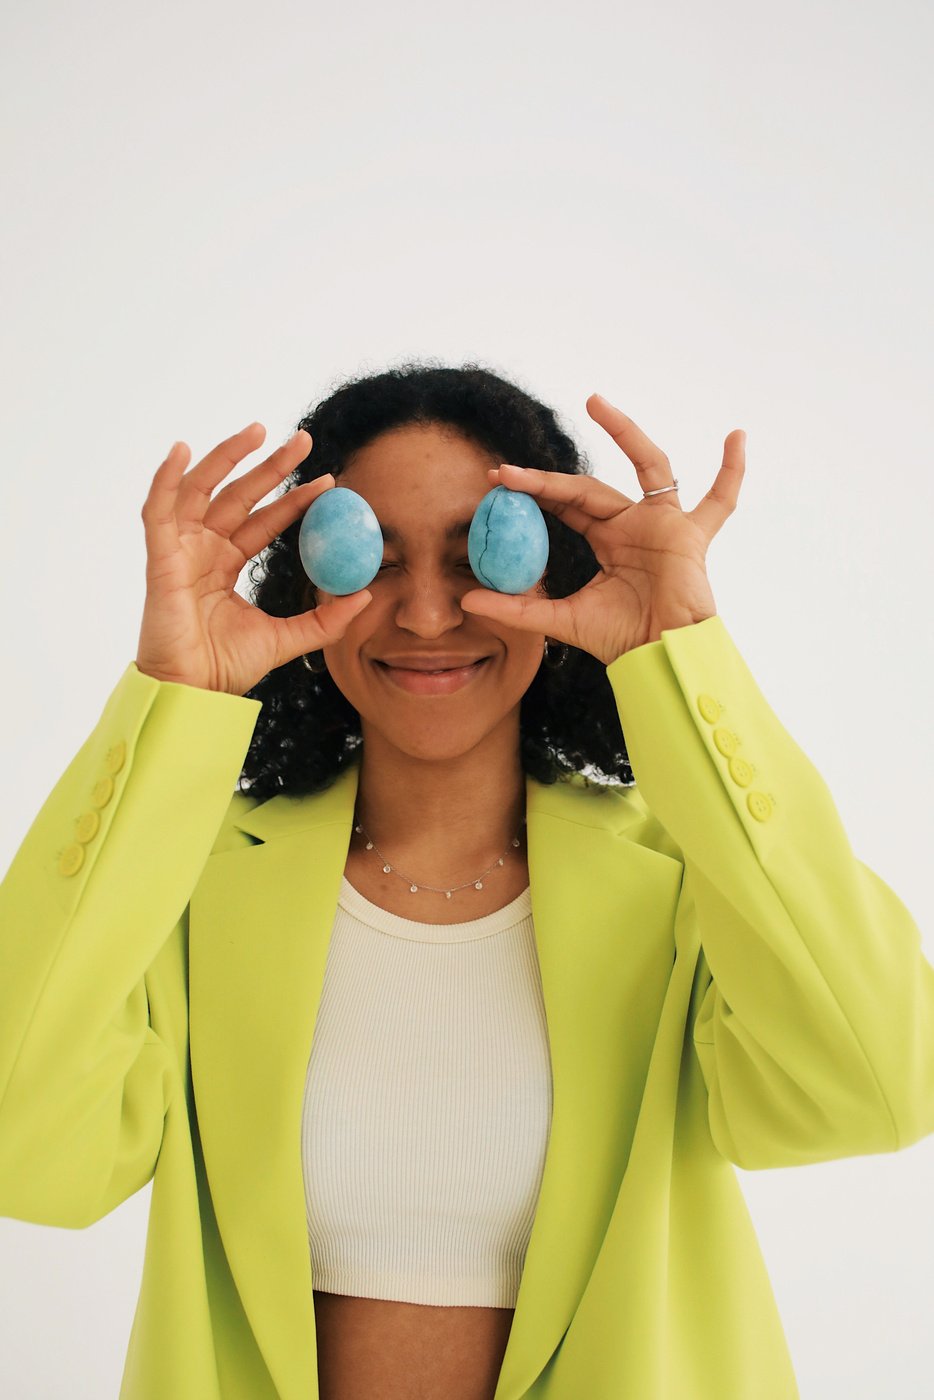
left=135, top=422, right=372, bottom=695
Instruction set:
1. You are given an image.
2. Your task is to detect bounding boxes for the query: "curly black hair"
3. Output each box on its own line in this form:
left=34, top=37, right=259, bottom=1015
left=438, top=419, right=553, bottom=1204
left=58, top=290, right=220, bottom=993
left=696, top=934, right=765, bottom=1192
left=238, top=359, right=635, bottom=800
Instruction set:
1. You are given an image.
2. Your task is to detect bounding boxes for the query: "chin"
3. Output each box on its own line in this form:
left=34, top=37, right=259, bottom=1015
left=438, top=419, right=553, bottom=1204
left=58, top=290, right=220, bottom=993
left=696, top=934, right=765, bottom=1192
left=367, top=721, right=498, bottom=763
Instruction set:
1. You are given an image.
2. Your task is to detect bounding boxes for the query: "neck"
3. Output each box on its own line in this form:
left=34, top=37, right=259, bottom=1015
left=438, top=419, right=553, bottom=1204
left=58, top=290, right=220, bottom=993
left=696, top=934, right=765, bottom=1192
left=352, top=733, right=527, bottom=886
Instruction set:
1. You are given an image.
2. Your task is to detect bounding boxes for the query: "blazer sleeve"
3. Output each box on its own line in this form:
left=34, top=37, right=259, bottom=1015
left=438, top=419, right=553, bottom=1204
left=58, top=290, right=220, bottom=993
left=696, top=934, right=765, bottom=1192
left=606, top=615, right=934, bottom=1171
left=0, top=661, right=261, bottom=1227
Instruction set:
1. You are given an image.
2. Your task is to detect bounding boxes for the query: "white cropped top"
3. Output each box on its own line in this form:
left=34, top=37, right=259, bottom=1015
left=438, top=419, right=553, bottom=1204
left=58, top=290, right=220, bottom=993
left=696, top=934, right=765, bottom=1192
left=300, top=875, right=553, bottom=1307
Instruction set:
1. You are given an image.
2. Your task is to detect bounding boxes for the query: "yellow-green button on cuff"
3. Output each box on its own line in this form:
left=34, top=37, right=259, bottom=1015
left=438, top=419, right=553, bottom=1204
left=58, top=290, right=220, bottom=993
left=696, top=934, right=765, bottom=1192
left=104, top=740, right=127, bottom=775
left=74, top=810, right=101, bottom=843
left=59, top=843, right=86, bottom=876
left=697, top=694, right=721, bottom=723
left=713, top=727, right=739, bottom=758
left=747, top=791, right=773, bottom=822
left=90, top=776, right=115, bottom=808
left=728, top=757, right=754, bottom=787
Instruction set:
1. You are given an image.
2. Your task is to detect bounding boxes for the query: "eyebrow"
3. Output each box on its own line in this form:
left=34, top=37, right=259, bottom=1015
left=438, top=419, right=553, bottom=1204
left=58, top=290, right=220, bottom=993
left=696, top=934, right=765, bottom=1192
left=379, top=520, right=473, bottom=545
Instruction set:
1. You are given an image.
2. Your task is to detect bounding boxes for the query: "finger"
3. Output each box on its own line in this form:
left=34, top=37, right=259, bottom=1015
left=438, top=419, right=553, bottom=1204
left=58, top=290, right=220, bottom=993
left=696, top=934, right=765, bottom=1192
left=460, top=584, right=572, bottom=641
left=140, top=440, right=192, bottom=566
left=689, top=430, right=746, bottom=540
left=271, top=590, right=374, bottom=668
left=205, top=429, right=314, bottom=539
left=175, top=421, right=268, bottom=526
left=486, top=463, right=634, bottom=542
left=585, top=393, right=679, bottom=497
left=230, top=472, right=335, bottom=561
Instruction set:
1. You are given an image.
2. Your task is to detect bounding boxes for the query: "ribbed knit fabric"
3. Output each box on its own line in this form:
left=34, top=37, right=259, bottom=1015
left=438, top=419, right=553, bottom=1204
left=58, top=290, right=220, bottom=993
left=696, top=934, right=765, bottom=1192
left=300, top=874, right=553, bottom=1307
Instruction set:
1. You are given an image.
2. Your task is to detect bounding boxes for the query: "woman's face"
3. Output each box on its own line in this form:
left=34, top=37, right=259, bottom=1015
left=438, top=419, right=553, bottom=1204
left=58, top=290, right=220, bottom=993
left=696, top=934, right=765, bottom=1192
left=304, top=422, right=549, bottom=763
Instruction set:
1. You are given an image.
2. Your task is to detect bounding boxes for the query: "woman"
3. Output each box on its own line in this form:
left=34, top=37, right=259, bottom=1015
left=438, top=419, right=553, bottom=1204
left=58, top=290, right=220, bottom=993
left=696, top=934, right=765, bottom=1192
left=1, top=363, right=932, bottom=1400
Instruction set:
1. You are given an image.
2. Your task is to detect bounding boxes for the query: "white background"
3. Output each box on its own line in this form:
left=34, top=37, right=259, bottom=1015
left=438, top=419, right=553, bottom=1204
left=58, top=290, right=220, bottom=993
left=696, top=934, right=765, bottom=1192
left=1, top=0, right=932, bottom=1395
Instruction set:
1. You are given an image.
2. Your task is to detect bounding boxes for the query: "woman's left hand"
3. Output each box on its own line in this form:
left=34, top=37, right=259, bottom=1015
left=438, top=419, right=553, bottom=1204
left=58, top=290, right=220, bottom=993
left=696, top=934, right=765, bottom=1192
left=460, top=393, right=746, bottom=666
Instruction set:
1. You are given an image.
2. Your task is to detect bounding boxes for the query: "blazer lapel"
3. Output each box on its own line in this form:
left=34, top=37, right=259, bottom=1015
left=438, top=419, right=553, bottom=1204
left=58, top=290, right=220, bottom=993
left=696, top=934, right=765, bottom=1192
left=189, top=761, right=679, bottom=1400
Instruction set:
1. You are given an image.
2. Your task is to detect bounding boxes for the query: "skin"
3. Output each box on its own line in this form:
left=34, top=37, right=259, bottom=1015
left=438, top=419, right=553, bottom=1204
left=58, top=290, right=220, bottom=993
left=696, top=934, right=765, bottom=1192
left=461, top=394, right=744, bottom=662
left=299, top=400, right=745, bottom=1399
left=305, top=424, right=547, bottom=1398
left=305, top=422, right=552, bottom=893
left=136, top=399, right=743, bottom=1394
left=307, top=395, right=745, bottom=882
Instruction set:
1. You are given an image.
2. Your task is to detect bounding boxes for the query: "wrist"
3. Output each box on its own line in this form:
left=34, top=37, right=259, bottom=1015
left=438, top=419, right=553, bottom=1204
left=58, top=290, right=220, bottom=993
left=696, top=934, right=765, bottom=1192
left=605, top=611, right=716, bottom=661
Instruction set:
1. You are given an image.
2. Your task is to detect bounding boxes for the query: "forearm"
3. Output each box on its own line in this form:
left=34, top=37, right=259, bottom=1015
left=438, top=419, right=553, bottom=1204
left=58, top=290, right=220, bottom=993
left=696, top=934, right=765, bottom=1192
left=0, top=661, right=261, bottom=1223
left=607, top=615, right=934, bottom=1166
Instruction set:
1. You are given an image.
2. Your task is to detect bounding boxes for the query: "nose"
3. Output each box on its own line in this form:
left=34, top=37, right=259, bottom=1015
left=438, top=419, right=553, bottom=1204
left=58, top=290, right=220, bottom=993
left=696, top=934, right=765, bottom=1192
left=392, top=565, right=475, bottom=638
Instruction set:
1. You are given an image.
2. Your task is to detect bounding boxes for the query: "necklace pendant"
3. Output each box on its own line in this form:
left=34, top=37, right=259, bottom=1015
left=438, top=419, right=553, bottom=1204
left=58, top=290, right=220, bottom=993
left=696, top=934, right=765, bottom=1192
left=498, top=857, right=504, bottom=865
left=383, top=864, right=391, bottom=873
left=366, top=842, right=374, bottom=850
left=475, top=881, right=483, bottom=890
left=446, top=891, right=452, bottom=899
left=410, top=884, right=418, bottom=892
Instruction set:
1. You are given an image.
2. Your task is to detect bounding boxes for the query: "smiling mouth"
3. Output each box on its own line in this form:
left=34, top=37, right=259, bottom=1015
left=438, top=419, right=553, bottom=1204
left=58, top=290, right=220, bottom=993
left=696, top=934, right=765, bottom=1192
left=373, top=657, right=492, bottom=692
left=374, top=659, right=491, bottom=673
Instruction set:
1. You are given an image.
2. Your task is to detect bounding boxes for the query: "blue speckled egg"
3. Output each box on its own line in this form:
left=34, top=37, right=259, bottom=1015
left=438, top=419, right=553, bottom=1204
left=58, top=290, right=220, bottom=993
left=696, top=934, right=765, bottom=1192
left=298, top=487, right=383, bottom=596
left=467, top=485, right=549, bottom=594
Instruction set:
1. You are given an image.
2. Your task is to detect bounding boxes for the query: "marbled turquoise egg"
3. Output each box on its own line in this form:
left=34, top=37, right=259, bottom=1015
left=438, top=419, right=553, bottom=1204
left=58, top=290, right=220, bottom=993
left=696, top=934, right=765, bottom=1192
left=467, top=485, right=549, bottom=594
left=298, top=487, right=383, bottom=596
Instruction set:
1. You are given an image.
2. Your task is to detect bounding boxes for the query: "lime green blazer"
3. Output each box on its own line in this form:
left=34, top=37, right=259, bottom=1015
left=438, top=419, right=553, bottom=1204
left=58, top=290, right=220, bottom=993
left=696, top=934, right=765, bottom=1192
left=2, top=615, right=932, bottom=1400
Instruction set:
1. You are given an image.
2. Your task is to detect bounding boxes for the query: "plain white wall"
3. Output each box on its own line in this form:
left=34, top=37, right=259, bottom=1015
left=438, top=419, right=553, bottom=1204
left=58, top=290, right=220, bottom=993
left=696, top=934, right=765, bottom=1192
left=1, top=0, right=932, bottom=1395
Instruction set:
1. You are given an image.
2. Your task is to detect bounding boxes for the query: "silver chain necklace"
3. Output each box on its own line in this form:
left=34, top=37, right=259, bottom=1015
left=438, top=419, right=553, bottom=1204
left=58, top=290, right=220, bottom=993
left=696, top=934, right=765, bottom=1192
left=352, top=818, right=526, bottom=898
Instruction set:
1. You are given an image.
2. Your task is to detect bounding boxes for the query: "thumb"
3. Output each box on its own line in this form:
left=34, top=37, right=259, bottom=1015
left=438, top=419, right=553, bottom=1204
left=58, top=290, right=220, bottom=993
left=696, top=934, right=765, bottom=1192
left=461, top=587, right=556, bottom=634
left=279, top=589, right=373, bottom=664
left=308, top=589, right=373, bottom=643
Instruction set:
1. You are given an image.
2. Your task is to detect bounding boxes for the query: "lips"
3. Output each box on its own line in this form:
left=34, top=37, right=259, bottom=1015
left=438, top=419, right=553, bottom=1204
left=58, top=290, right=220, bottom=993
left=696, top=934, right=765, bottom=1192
left=376, top=657, right=490, bottom=671
left=380, top=664, right=478, bottom=673
left=374, top=657, right=491, bottom=694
